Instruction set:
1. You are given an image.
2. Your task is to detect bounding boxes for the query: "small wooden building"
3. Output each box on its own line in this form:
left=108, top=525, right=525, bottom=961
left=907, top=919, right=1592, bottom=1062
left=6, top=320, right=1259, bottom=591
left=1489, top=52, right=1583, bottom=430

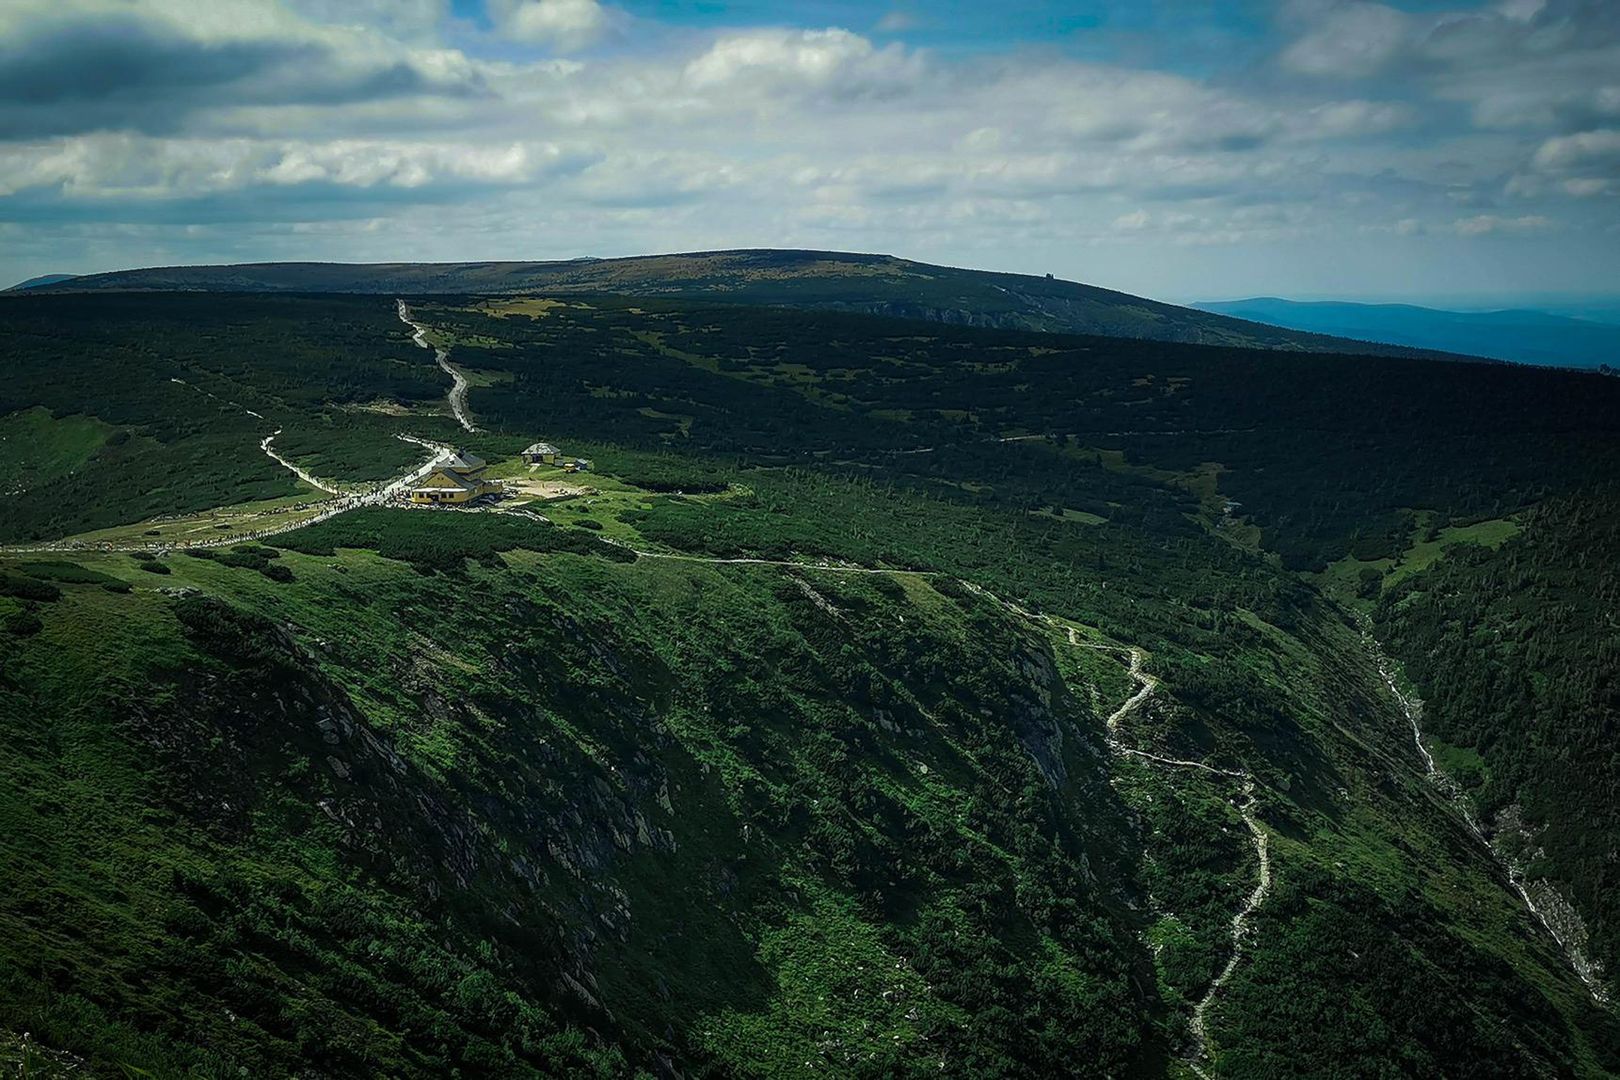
left=521, top=442, right=561, bottom=465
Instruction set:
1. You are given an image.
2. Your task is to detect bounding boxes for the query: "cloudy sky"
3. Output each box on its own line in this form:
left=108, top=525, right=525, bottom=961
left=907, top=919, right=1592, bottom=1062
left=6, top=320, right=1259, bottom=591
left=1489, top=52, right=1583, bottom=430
left=1, top=0, right=1616, bottom=303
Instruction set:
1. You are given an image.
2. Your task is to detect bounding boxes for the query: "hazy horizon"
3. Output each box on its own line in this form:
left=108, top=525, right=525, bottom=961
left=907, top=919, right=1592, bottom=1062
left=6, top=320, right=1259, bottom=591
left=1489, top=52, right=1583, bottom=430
left=3, top=0, right=1619, bottom=302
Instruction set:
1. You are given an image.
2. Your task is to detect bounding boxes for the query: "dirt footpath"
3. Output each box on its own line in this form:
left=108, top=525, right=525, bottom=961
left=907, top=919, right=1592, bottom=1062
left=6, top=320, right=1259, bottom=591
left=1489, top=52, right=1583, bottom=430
left=503, top=479, right=592, bottom=501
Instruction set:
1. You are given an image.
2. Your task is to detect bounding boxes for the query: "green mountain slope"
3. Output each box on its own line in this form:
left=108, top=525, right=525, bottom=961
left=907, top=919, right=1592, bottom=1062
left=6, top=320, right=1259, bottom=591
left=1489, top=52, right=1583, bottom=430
left=1, top=291, right=1616, bottom=1077
left=1372, top=492, right=1620, bottom=990
left=34, top=250, right=1455, bottom=358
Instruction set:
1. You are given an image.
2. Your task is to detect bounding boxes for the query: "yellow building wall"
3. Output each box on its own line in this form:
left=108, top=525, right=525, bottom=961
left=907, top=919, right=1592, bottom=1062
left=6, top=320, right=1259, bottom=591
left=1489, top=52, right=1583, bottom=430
left=410, top=487, right=477, bottom=504
left=409, top=476, right=497, bottom=504
left=417, top=469, right=468, bottom=489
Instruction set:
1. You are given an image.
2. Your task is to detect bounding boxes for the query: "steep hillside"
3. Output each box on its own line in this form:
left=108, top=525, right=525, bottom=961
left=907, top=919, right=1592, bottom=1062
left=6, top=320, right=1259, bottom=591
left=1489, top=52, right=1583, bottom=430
left=35, top=250, right=1452, bottom=357
left=1, top=292, right=1616, bottom=1077
left=1371, top=491, right=1620, bottom=990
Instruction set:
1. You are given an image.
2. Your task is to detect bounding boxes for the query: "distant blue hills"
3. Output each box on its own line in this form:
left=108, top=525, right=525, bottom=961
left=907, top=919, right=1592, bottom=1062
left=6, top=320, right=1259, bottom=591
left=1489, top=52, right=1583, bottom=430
left=1194, top=297, right=1619, bottom=370
left=6, top=273, right=78, bottom=291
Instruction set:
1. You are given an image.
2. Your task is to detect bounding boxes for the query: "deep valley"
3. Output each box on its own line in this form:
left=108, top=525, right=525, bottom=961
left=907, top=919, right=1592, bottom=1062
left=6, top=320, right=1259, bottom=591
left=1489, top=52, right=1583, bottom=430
left=2, top=285, right=1618, bottom=1077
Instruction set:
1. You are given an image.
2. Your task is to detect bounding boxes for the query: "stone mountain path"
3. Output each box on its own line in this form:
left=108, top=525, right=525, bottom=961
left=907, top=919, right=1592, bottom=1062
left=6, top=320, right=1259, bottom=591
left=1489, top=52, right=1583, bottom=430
left=398, top=299, right=477, bottom=433
left=1045, top=613, right=1270, bottom=1077
left=940, top=583, right=1270, bottom=1073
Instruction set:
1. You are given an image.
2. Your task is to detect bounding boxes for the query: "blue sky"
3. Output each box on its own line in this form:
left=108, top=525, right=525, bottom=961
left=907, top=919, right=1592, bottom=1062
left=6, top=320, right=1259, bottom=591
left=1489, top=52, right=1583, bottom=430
left=1, top=0, right=1616, bottom=304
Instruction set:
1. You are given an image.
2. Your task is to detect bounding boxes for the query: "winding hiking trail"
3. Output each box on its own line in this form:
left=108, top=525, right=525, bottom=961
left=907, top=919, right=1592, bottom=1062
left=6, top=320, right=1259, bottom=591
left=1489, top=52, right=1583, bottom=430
left=398, top=299, right=477, bottom=433
left=4, top=433, right=448, bottom=556
left=1068, top=631, right=1269, bottom=1078
left=1095, top=634, right=1158, bottom=729
left=604, top=544, right=941, bottom=576
left=3, top=316, right=470, bottom=555
left=259, top=430, right=342, bottom=495
left=1187, top=778, right=1271, bottom=1080
left=601, top=559, right=1272, bottom=1059
left=953, top=588, right=1270, bottom=1074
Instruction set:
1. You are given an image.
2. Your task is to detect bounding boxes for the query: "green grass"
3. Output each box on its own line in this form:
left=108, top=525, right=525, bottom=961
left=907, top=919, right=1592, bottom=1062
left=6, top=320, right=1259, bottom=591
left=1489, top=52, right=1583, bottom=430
left=1314, top=513, right=1522, bottom=607
left=1389, top=516, right=1521, bottom=584
left=20, top=490, right=334, bottom=550
left=1031, top=506, right=1108, bottom=526
left=0, top=407, right=111, bottom=488
left=1430, top=738, right=1489, bottom=792
left=2, top=471, right=1613, bottom=1077
left=269, top=506, right=635, bottom=572
left=695, top=880, right=965, bottom=1075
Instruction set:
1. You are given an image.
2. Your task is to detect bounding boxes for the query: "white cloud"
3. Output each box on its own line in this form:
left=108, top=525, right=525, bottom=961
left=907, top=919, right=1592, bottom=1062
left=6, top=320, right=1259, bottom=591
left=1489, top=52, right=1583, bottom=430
left=1278, top=0, right=1620, bottom=139
left=284, top=0, right=449, bottom=40
left=0, top=133, right=561, bottom=200
left=682, top=29, right=923, bottom=97
left=1560, top=177, right=1610, bottom=197
left=1305, top=100, right=1413, bottom=138
left=1452, top=213, right=1554, bottom=236
left=1512, top=128, right=1620, bottom=198
left=491, top=0, right=616, bottom=53
left=0, top=0, right=489, bottom=139
left=0, top=0, right=1613, bottom=298
left=1280, top=2, right=1412, bottom=78
left=1532, top=129, right=1620, bottom=174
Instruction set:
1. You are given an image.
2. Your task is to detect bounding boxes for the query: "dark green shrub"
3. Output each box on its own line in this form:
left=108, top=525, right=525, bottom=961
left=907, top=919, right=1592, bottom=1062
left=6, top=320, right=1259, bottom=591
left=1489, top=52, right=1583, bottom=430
left=274, top=509, right=635, bottom=573
left=172, top=596, right=287, bottom=668
left=16, top=560, right=130, bottom=593
left=21, top=560, right=122, bottom=585
left=3, top=610, right=42, bottom=636
left=232, top=545, right=281, bottom=559
left=0, top=572, right=61, bottom=602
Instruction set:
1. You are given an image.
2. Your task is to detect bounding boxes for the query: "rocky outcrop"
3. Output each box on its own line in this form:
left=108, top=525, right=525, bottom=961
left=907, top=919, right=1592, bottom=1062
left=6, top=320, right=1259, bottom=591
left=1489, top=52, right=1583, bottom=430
left=1491, top=804, right=1609, bottom=1000
left=1008, top=644, right=1069, bottom=788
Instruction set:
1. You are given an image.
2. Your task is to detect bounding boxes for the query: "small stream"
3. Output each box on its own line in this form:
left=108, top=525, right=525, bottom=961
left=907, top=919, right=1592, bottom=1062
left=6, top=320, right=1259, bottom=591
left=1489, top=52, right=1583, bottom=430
left=1363, top=625, right=1609, bottom=1005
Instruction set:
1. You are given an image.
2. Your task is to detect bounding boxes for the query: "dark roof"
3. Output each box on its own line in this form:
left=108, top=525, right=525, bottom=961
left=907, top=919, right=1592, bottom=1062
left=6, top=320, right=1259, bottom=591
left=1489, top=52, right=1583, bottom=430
left=440, top=449, right=485, bottom=473
left=413, top=469, right=478, bottom=492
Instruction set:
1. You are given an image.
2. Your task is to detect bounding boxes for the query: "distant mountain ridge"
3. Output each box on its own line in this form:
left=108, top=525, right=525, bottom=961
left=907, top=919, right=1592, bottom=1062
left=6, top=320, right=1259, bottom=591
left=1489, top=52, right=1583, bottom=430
left=25, top=249, right=1458, bottom=359
left=1194, top=296, right=1618, bottom=369
left=6, top=273, right=78, bottom=291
